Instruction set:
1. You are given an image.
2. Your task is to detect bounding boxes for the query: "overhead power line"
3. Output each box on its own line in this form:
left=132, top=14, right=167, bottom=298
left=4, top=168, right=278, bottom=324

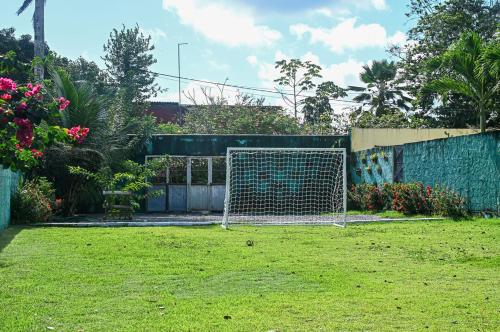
left=147, top=70, right=363, bottom=104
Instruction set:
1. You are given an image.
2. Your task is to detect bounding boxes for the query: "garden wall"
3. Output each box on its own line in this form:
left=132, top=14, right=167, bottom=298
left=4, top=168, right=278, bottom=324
left=0, top=169, right=20, bottom=231
left=352, top=132, right=500, bottom=212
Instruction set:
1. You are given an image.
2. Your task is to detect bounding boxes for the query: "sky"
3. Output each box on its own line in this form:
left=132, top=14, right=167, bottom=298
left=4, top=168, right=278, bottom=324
left=2, top=0, right=413, bottom=107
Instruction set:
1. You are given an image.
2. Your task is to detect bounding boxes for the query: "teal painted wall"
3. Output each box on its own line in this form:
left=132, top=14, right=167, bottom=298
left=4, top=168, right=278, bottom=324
left=352, top=132, right=499, bottom=212
left=351, top=146, right=394, bottom=185
left=0, top=169, right=20, bottom=231
left=403, top=132, right=499, bottom=212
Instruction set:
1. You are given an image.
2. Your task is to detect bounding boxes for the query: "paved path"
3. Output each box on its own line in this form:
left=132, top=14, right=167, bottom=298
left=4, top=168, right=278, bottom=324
left=33, top=213, right=443, bottom=228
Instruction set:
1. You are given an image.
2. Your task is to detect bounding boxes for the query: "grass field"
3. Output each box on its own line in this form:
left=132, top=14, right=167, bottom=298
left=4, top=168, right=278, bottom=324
left=0, top=219, right=499, bottom=331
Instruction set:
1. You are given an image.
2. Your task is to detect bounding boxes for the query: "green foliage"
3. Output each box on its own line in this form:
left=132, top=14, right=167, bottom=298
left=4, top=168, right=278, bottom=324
left=274, top=58, right=322, bottom=118
left=424, top=32, right=500, bottom=132
left=69, top=158, right=170, bottom=210
left=11, top=177, right=54, bottom=224
left=53, top=55, right=111, bottom=95
left=0, top=28, right=34, bottom=82
left=349, top=60, right=412, bottom=117
left=156, top=122, right=183, bottom=134
left=182, top=100, right=301, bottom=135
left=349, top=182, right=469, bottom=218
left=103, top=24, right=161, bottom=116
left=391, top=0, right=499, bottom=127
left=302, top=81, right=347, bottom=125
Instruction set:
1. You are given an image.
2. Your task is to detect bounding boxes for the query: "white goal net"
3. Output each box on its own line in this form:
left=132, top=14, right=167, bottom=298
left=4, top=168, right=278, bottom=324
left=222, top=148, right=346, bottom=227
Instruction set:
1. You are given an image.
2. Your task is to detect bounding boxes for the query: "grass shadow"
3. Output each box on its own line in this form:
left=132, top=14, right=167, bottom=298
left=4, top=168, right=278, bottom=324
left=0, top=226, right=22, bottom=253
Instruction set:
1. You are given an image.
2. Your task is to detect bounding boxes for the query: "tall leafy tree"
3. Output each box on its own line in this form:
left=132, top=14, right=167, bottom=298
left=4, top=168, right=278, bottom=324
left=302, top=81, right=347, bottom=125
left=349, top=60, right=412, bottom=116
left=274, top=59, right=322, bottom=119
left=0, top=28, right=34, bottom=82
left=425, top=32, right=500, bottom=132
left=391, top=0, right=499, bottom=126
left=102, top=25, right=161, bottom=117
left=16, top=0, right=46, bottom=80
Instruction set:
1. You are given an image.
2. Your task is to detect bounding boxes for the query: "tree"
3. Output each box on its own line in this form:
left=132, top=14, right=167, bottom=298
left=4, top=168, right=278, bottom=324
left=390, top=0, right=499, bottom=125
left=425, top=32, right=500, bottom=132
left=349, top=60, right=412, bottom=116
left=53, top=55, right=111, bottom=95
left=0, top=28, right=34, bottom=82
left=274, top=59, right=322, bottom=118
left=102, top=25, right=161, bottom=117
left=17, top=0, right=47, bottom=80
left=302, top=81, right=347, bottom=125
left=182, top=94, right=301, bottom=135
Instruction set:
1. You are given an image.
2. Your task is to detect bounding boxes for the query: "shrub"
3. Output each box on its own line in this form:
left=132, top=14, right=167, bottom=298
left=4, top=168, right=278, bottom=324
left=348, top=184, right=384, bottom=211
left=430, top=186, right=468, bottom=219
left=349, top=182, right=469, bottom=217
left=11, top=177, right=55, bottom=224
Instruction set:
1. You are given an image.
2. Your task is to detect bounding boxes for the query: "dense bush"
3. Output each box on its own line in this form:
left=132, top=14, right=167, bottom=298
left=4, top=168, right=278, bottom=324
left=348, top=182, right=468, bottom=218
left=11, top=177, right=55, bottom=224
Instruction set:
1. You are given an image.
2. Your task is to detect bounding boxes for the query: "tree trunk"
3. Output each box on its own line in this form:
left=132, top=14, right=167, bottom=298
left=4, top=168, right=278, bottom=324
left=479, top=105, right=486, bottom=133
left=33, top=0, right=45, bottom=81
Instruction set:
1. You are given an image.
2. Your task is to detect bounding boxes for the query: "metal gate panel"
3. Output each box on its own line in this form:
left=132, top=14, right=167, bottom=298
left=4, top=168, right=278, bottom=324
left=147, top=185, right=167, bottom=212
left=210, top=185, right=226, bottom=211
left=168, top=185, right=187, bottom=212
left=189, top=185, right=209, bottom=210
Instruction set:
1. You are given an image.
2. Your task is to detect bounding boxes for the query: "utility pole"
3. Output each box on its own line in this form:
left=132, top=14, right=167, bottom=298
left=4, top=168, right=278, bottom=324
left=177, top=42, right=188, bottom=122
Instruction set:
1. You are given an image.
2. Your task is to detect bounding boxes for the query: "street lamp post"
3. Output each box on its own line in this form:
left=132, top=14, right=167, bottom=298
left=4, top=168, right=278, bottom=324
left=177, top=42, right=188, bottom=122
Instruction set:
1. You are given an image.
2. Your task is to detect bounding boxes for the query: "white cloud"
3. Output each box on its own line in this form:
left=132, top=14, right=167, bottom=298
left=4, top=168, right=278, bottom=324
left=323, top=59, right=365, bottom=88
left=367, top=0, right=387, bottom=10
left=162, top=0, right=281, bottom=47
left=290, top=18, right=406, bottom=53
left=140, top=28, right=167, bottom=43
left=246, top=55, right=258, bottom=66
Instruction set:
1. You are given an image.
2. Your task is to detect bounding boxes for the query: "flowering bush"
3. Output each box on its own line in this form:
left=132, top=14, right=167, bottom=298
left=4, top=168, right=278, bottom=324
left=11, top=177, right=55, bottom=224
left=349, top=182, right=468, bottom=218
left=0, top=77, right=89, bottom=171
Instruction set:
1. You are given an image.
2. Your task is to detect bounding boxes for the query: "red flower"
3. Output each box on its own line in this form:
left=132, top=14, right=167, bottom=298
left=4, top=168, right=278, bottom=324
left=31, top=149, right=43, bottom=159
left=1, top=93, right=12, bottom=101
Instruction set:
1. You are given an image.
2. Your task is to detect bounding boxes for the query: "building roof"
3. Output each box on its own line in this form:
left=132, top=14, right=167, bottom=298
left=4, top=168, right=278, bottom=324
left=146, top=102, right=188, bottom=123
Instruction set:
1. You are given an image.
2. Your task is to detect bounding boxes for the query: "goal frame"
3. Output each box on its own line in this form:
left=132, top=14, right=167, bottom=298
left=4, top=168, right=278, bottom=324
left=222, top=147, right=347, bottom=228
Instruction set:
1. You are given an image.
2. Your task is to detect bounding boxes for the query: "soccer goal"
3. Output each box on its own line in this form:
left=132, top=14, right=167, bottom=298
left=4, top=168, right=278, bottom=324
left=222, top=147, right=346, bottom=228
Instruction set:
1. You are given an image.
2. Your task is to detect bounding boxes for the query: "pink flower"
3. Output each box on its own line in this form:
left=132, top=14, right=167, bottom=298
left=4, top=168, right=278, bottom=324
left=67, top=125, right=89, bottom=144
left=1, top=93, right=12, bottom=101
left=0, top=78, right=17, bottom=91
left=13, top=117, right=34, bottom=147
left=58, top=97, right=70, bottom=111
left=24, top=83, right=42, bottom=98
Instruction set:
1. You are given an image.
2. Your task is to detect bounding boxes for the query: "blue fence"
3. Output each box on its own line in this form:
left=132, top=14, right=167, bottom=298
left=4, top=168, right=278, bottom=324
left=0, top=169, right=20, bottom=231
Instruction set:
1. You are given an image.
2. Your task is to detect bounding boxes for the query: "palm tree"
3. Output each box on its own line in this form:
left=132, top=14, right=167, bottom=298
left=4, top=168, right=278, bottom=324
left=425, top=32, right=499, bottom=132
left=17, top=0, right=46, bottom=80
left=349, top=60, right=412, bottom=117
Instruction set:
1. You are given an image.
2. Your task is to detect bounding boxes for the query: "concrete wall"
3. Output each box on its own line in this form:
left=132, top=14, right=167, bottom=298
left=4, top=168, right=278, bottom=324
left=351, top=132, right=500, bottom=212
left=351, top=128, right=480, bottom=152
left=351, top=146, right=394, bottom=185
left=403, top=132, right=499, bottom=212
left=0, top=169, right=20, bottom=231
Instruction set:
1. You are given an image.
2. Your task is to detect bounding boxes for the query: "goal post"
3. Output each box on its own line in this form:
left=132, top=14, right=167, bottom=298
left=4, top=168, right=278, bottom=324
left=222, top=147, right=347, bottom=228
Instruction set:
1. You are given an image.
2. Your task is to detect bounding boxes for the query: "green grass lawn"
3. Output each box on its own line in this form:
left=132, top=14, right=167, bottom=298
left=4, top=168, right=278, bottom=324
left=1, top=219, right=499, bottom=331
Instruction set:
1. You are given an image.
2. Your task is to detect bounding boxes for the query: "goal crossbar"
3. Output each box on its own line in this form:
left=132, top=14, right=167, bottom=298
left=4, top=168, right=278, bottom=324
left=222, top=147, right=347, bottom=228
